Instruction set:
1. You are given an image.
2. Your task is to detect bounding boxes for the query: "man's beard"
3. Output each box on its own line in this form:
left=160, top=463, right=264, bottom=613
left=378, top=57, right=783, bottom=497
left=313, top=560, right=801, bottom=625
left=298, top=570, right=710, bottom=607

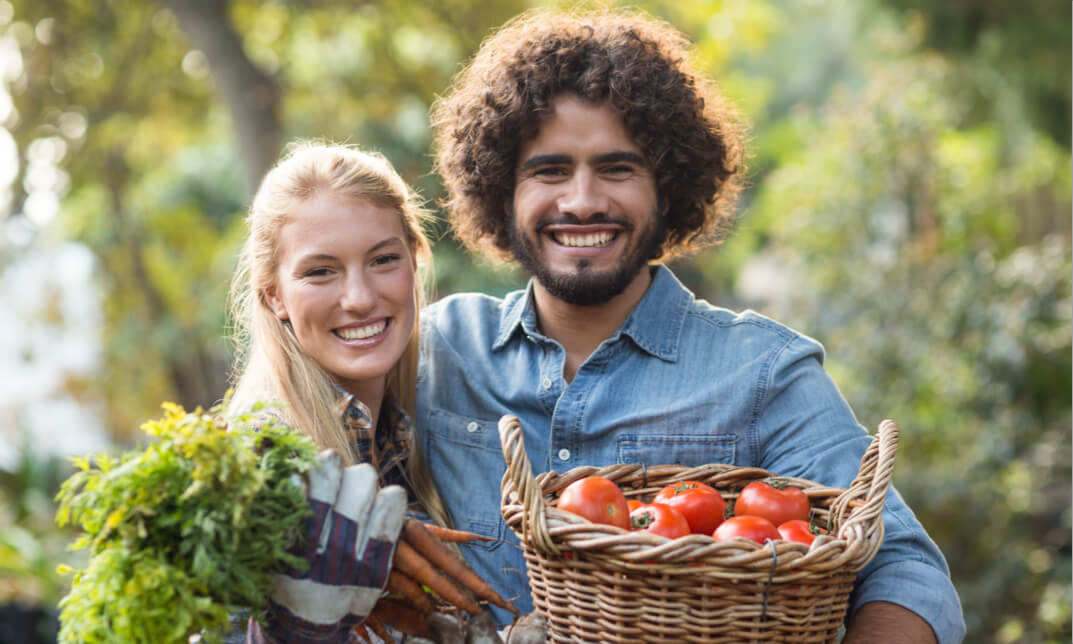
left=508, top=212, right=665, bottom=306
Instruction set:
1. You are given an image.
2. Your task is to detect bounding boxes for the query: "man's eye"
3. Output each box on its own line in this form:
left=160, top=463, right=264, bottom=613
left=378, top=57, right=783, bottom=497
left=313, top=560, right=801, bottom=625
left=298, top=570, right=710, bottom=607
left=603, top=164, right=634, bottom=175
left=534, top=166, right=567, bottom=177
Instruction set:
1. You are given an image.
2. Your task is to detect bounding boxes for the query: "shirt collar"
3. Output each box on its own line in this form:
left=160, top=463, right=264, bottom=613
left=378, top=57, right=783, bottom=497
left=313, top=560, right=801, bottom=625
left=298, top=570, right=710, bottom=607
left=331, top=384, right=374, bottom=429
left=491, top=264, right=690, bottom=362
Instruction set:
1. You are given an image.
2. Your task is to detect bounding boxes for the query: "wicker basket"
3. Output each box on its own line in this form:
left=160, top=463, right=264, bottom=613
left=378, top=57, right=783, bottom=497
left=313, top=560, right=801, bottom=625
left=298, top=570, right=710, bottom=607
left=498, top=414, right=899, bottom=643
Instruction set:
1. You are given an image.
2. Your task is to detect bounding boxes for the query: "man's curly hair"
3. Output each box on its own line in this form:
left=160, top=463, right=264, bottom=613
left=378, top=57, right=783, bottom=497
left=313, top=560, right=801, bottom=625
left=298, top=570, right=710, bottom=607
left=431, top=8, right=747, bottom=262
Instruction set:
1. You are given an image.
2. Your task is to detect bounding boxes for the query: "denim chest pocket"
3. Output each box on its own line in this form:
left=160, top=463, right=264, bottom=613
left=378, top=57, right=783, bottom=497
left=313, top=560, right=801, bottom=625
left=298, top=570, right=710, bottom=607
left=424, top=408, right=505, bottom=550
left=425, top=408, right=503, bottom=452
left=617, top=434, right=737, bottom=467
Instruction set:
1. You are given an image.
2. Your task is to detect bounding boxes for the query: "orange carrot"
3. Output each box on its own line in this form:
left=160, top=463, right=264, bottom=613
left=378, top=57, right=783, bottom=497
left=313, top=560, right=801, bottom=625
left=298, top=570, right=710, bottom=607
left=370, top=597, right=432, bottom=639
left=423, top=523, right=497, bottom=543
left=363, top=613, right=393, bottom=643
left=402, top=519, right=519, bottom=617
left=351, top=623, right=371, bottom=643
left=394, top=539, right=483, bottom=616
left=385, top=568, right=436, bottom=615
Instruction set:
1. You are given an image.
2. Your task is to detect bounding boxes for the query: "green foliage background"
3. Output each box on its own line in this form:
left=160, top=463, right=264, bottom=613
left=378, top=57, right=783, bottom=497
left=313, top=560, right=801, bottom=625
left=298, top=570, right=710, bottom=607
left=1, top=0, right=1068, bottom=641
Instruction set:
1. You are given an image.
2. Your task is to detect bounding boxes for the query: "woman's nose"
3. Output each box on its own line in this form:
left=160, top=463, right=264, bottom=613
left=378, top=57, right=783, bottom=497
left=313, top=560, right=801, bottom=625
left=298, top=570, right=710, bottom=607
left=557, top=169, right=608, bottom=220
left=340, top=272, right=376, bottom=313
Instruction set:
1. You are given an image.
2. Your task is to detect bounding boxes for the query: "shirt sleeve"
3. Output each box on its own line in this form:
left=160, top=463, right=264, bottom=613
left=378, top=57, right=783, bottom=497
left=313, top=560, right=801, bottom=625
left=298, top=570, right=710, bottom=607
left=756, top=333, right=966, bottom=643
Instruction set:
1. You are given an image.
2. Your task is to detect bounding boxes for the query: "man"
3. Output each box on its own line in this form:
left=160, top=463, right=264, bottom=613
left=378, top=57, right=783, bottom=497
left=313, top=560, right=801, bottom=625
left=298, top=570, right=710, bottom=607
left=417, top=8, right=965, bottom=643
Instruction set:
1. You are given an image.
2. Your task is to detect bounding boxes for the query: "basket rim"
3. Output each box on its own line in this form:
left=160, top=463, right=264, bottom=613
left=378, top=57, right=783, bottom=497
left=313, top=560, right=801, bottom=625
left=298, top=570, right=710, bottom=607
left=498, top=415, right=900, bottom=577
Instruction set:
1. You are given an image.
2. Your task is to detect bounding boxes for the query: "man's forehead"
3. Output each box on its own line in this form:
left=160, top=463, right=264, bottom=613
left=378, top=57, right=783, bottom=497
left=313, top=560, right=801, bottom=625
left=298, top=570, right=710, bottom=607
left=517, top=95, right=644, bottom=157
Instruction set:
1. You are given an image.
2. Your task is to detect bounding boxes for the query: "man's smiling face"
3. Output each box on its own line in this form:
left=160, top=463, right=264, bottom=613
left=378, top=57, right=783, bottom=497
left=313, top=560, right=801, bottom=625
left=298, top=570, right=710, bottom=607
left=509, top=94, right=664, bottom=306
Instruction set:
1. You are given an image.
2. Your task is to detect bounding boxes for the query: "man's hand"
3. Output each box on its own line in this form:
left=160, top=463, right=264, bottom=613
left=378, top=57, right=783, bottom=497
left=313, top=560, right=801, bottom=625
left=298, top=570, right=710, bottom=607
left=249, top=450, right=406, bottom=643
left=843, top=601, right=938, bottom=644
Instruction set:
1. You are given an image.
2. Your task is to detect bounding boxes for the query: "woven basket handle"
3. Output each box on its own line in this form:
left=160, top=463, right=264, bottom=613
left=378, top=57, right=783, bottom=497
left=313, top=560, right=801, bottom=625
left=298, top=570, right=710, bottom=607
left=827, top=419, right=900, bottom=540
left=498, top=414, right=560, bottom=555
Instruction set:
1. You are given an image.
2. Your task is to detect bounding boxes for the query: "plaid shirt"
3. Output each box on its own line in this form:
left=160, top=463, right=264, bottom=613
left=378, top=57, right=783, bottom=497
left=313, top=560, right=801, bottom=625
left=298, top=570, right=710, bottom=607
left=332, top=390, right=415, bottom=501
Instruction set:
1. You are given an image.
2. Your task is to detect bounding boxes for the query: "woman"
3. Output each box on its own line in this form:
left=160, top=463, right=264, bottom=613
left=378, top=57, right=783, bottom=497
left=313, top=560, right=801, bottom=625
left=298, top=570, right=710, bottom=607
left=226, top=141, right=451, bottom=641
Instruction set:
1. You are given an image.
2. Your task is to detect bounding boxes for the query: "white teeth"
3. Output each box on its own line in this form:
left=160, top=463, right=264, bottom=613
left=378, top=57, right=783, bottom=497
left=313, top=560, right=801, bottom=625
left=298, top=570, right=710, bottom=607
left=554, top=231, right=615, bottom=247
left=336, top=320, right=387, bottom=340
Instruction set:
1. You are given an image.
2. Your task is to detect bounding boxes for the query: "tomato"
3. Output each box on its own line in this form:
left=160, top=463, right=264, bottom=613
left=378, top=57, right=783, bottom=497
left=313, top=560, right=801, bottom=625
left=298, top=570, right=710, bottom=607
left=556, top=476, right=630, bottom=530
left=733, top=480, right=810, bottom=528
left=713, top=515, right=780, bottom=544
left=652, top=481, right=727, bottom=535
left=626, top=499, right=643, bottom=512
left=629, top=503, right=691, bottom=539
left=777, top=519, right=819, bottom=545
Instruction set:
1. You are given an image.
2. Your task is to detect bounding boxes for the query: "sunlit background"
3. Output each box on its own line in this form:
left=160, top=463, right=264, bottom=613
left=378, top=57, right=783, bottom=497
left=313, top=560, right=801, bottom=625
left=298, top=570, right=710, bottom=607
left=0, top=1, right=1069, bottom=642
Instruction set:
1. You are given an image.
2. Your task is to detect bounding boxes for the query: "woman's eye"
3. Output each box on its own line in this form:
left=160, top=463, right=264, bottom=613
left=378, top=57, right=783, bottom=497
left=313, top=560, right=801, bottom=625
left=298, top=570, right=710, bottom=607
left=373, top=253, right=401, bottom=266
left=303, top=268, right=331, bottom=278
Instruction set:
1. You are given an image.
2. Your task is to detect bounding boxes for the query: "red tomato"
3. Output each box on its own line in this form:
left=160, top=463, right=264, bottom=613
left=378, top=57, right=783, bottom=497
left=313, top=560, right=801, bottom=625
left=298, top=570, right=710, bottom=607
left=733, top=481, right=810, bottom=528
left=626, top=499, right=643, bottom=512
left=777, top=519, right=819, bottom=545
left=713, top=515, right=780, bottom=544
left=629, top=503, right=691, bottom=539
left=652, top=481, right=727, bottom=535
left=556, top=476, right=630, bottom=530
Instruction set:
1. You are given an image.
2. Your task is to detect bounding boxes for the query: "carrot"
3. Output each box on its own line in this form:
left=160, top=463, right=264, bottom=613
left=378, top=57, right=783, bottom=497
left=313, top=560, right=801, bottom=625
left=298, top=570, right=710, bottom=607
left=352, top=622, right=371, bottom=643
left=402, top=519, right=520, bottom=618
left=385, top=568, right=436, bottom=615
left=393, top=539, right=483, bottom=616
left=363, top=613, right=393, bottom=643
left=423, top=523, right=497, bottom=544
left=370, top=597, right=432, bottom=639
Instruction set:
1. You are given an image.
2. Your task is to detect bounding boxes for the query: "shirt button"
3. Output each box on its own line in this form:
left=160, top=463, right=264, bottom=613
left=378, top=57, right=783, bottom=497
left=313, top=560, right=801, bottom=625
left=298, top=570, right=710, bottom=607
left=557, top=448, right=571, bottom=461
left=541, top=377, right=553, bottom=390
left=466, top=421, right=479, bottom=433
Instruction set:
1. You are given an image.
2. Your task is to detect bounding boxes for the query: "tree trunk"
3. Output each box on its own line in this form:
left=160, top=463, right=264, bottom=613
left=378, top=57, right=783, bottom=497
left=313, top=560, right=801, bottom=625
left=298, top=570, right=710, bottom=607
left=161, top=0, right=282, bottom=196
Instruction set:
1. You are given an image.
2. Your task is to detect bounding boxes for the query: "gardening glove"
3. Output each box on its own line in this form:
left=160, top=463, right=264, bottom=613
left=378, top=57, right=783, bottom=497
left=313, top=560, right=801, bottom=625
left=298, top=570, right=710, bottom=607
left=248, top=450, right=407, bottom=643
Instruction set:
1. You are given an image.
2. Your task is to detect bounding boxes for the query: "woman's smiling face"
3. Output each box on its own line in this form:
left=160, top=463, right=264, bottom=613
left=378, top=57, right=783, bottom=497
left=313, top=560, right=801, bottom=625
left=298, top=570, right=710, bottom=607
left=264, top=191, right=416, bottom=401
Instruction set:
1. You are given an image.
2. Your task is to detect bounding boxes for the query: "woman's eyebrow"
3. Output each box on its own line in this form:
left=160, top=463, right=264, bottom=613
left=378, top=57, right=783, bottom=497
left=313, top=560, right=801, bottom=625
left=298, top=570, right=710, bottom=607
left=294, top=253, right=337, bottom=264
left=368, top=237, right=405, bottom=253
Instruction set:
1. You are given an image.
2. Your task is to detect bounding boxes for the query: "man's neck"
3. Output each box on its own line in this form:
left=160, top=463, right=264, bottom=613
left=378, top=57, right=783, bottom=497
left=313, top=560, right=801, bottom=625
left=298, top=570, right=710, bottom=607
left=532, top=266, right=654, bottom=382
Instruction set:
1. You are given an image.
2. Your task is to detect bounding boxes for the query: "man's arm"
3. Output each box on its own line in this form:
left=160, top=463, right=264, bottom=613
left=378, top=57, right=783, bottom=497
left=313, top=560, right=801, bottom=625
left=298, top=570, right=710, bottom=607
left=844, top=601, right=938, bottom=644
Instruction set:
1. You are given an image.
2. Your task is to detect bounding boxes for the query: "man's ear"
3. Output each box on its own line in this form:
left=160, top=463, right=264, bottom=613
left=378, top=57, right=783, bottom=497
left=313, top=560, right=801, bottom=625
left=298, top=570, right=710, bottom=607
left=262, top=286, right=289, bottom=320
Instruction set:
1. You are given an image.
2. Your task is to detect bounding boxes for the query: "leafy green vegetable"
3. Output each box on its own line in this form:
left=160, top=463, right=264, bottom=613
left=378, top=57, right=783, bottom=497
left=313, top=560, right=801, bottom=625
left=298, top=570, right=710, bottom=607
left=55, top=400, right=319, bottom=643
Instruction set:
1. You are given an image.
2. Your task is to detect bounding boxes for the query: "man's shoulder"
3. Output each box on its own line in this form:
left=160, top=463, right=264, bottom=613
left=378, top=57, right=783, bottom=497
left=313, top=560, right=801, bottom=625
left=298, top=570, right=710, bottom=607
left=422, top=290, right=523, bottom=347
left=683, top=300, right=811, bottom=345
left=424, top=291, right=511, bottom=324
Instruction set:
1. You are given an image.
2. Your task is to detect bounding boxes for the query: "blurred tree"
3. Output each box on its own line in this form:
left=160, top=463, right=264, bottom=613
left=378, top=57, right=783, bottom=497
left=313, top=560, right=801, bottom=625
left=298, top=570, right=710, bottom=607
left=743, top=18, right=1071, bottom=642
left=878, top=0, right=1071, bottom=148
left=162, top=0, right=282, bottom=195
left=4, top=0, right=533, bottom=438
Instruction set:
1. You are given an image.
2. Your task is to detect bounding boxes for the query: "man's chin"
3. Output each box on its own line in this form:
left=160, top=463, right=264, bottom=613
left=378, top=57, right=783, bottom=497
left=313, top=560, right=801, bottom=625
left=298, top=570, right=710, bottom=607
left=536, top=269, right=634, bottom=306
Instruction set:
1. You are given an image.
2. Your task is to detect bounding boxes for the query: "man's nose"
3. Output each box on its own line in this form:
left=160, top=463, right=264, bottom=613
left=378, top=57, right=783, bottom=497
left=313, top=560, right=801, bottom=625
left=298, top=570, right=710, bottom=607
left=557, top=168, right=608, bottom=220
left=341, top=271, right=376, bottom=313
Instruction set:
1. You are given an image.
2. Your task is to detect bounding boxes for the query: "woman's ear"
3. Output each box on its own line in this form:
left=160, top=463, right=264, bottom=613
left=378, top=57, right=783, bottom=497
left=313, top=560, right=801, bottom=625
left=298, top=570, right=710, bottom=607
left=262, top=286, right=289, bottom=320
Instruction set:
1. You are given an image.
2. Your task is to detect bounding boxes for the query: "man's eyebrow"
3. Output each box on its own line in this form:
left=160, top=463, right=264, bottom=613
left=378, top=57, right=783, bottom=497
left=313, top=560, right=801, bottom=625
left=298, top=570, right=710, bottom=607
left=593, top=151, right=646, bottom=166
left=518, top=151, right=647, bottom=172
left=518, top=154, right=571, bottom=171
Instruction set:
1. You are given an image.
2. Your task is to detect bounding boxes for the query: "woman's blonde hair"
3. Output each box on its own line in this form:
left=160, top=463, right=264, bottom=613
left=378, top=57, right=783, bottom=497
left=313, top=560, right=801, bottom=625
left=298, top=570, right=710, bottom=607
left=228, top=140, right=450, bottom=527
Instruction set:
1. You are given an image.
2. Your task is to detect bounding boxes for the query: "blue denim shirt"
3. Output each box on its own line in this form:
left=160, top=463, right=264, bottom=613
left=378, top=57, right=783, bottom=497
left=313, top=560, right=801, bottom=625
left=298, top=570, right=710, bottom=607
left=417, top=265, right=965, bottom=642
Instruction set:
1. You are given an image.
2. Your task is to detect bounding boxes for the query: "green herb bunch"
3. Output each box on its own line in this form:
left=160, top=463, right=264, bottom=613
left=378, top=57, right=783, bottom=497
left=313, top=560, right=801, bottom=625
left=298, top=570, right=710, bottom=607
left=55, top=400, right=319, bottom=643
